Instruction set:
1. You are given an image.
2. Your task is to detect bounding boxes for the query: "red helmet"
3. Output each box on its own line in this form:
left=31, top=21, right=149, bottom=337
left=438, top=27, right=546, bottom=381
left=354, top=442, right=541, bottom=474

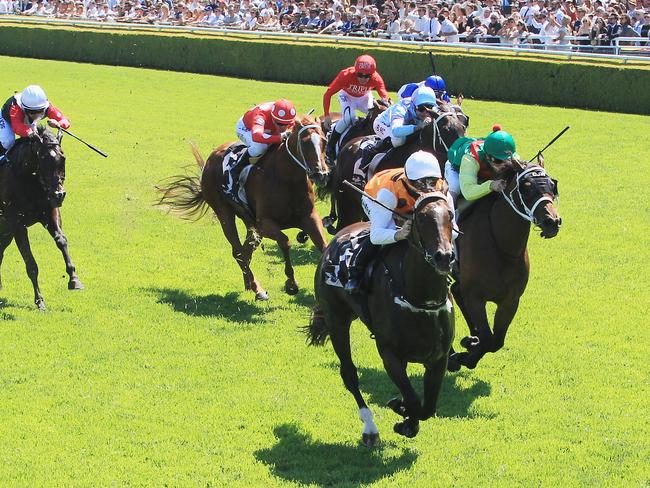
left=354, top=55, right=376, bottom=75
left=271, top=99, right=296, bottom=124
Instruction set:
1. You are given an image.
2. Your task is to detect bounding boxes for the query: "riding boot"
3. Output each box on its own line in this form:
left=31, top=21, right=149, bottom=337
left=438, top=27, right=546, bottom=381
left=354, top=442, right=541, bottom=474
left=325, top=129, right=342, bottom=166
left=360, top=137, right=393, bottom=171
left=344, top=238, right=377, bottom=293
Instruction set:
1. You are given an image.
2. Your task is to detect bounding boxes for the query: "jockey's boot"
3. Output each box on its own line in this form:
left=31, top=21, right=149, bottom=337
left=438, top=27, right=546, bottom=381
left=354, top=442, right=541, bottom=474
left=344, top=239, right=376, bottom=293
left=325, top=129, right=342, bottom=166
left=360, top=137, right=393, bottom=171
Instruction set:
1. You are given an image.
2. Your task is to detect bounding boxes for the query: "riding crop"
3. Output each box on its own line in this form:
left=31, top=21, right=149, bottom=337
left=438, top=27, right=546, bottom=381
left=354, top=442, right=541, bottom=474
left=530, top=126, right=570, bottom=161
left=343, top=180, right=413, bottom=221
left=60, top=128, right=108, bottom=158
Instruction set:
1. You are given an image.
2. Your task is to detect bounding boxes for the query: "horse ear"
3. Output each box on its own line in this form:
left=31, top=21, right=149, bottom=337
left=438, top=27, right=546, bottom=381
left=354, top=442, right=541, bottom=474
left=435, top=178, right=447, bottom=193
left=537, top=152, right=545, bottom=168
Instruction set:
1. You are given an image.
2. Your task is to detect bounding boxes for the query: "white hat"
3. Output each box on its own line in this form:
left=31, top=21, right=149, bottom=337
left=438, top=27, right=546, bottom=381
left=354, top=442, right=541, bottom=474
left=18, top=85, right=49, bottom=111
left=404, top=151, right=441, bottom=180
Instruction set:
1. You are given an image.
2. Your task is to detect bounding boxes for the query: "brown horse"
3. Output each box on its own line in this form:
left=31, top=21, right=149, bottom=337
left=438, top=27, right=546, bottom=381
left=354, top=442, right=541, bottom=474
left=307, top=181, right=454, bottom=446
left=157, top=115, right=329, bottom=301
left=0, top=126, right=82, bottom=309
left=321, top=103, right=468, bottom=233
left=447, top=157, right=561, bottom=371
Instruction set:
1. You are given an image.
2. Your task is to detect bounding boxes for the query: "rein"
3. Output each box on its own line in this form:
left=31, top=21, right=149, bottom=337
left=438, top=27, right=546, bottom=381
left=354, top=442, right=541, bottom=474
left=419, top=110, right=458, bottom=154
left=283, top=123, right=323, bottom=175
left=407, top=191, right=450, bottom=267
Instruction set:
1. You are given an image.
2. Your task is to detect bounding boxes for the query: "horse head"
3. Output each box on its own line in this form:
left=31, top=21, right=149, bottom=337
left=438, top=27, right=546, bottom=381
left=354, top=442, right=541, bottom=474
left=420, top=102, right=468, bottom=159
left=285, top=115, right=330, bottom=186
left=366, top=98, right=391, bottom=122
left=500, top=157, right=561, bottom=239
left=408, top=179, right=455, bottom=275
left=20, top=126, right=67, bottom=208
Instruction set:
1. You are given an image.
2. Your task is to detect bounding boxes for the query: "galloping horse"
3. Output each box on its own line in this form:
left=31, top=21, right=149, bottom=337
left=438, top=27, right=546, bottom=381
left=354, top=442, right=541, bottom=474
left=307, top=180, right=454, bottom=446
left=320, top=102, right=468, bottom=233
left=0, top=126, right=83, bottom=309
left=447, top=157, right=561, bottom=371
left=157, top=115, right=329, bottom=301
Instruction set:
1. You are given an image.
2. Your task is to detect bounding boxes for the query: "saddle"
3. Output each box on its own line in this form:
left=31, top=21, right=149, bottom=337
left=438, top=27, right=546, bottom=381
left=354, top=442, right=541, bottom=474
left=322, top=226, right=377, bottom=291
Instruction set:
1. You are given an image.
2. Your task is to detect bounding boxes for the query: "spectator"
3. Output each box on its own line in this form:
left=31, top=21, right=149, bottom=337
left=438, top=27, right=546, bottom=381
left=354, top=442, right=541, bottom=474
left=222, top=4, right=243, bottom=26
left=385, top=9, right=401, bottom=39
left=618, top=14, right=640, bottom=45
left=486, top=11, right=502, bottom=42
left=555, top=15, right=572, bottom=49
left=605, top=12, right=621, bottom=45
left=439, top=10, right=459, bottom=42
left=466, top=15, right=487, bottom=41
left=498, top=16, right=518, bottom=44
left=423, top=5, right=441, bottom=39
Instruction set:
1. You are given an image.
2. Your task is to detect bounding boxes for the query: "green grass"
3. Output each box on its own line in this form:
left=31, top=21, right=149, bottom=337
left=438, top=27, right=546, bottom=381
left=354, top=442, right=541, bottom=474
left=0, top=55, right=649, bottom=487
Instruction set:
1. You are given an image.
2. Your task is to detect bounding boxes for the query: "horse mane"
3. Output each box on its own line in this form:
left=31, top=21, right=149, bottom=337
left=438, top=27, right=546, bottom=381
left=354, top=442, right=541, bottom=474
left=298, top=114, right=317, bottom=127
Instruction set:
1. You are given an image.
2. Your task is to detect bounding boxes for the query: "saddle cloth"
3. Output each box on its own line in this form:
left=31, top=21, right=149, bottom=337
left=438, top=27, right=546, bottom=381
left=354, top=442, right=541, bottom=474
left=322, top=227, right=371, bottom=288
left=350, top=137, right=386, bottom=189
left=222, top=144, right=254, bottom=211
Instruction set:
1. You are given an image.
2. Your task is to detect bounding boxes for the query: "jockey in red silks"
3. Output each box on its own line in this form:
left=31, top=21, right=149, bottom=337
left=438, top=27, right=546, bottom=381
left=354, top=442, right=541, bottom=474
left=0, top=85, right=70, bottom=164
left=234, top=98, right=297, bottom=167
left=322, top=54, right=390, bottom=162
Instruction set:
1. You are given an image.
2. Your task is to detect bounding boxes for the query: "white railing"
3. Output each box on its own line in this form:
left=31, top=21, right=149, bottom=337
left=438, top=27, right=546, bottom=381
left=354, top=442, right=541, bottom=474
left=1, top=15, right=649, bottom=62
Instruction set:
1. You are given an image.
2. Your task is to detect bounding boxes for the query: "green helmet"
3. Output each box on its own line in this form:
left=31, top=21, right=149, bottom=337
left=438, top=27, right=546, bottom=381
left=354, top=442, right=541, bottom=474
left=483, top=130, right=516, bottom=160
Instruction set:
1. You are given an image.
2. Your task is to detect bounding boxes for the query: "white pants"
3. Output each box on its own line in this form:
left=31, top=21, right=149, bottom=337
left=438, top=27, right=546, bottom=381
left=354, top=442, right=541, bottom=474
left=236, top=117, right=270, bottom=158
left=335, top=91, right=374, bottom=134
left=444, top=161, right=461, bottom=202
left=0, top=117, right=16, bottom=151
left=372, top=118, right=405, bottom=147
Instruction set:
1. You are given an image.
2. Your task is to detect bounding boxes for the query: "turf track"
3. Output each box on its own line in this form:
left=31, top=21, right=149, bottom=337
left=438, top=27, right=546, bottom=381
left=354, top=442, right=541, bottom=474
left=0, top=55, right=648, bottom=487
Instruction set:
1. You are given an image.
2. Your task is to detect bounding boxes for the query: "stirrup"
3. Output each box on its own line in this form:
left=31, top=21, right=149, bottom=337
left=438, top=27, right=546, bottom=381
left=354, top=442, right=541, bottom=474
left=344, top=278, right=362, bottom=293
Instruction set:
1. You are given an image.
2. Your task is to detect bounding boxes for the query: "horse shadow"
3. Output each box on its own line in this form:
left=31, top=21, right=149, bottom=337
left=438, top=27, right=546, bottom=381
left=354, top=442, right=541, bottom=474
left=254, top=423, right=417, bottom=487
left=356, top=367, right=492, bottom=419
left=0, top=299, right=16, bottom=321
left=263, top=242, right=322, bottom=267
left=147, top=287, right=272, bottom=322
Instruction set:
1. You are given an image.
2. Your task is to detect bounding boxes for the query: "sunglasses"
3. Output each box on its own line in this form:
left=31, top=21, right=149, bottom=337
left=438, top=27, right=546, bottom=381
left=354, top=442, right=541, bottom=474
left=25, top=109, right=46, bottom=115
left=416, top=104, right=435, bottom=111
left=357, top=73, right=371, bottom=79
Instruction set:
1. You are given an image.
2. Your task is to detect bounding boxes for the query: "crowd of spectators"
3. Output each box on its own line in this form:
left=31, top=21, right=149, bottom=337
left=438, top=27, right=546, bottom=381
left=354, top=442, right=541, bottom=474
left=2, top=0, right=649, bottom=51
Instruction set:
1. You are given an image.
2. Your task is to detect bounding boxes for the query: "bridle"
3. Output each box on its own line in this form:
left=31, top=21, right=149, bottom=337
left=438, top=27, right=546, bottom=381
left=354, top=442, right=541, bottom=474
left=500, top=164, right=559, bottom=225
left=408, top=190, right=453, bottom=268
left=283, top=123, right=326, bottom=177
left=419, top=108, right=466, bottom=154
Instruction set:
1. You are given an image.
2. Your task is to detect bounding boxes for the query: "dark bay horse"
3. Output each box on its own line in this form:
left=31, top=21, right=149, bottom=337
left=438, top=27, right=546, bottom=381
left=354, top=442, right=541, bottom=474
left=307, top=181, right=454, bottom=446
left=321, top=103, right=468, bottom=233
left=157, top=115, right=330, bottom=301
left=447, top=157, right=562, bottom=371
left=0, top=126, right=83, bottom=309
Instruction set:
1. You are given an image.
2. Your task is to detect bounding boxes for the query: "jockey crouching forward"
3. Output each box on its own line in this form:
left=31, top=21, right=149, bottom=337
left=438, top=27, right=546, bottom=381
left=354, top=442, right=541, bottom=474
left=323, top=54, right=389, bottom=163
left=345, top=150, right=455, bottom=293
left=0, top=85, right=70, bottom=164
left=444, top=125, right=517, bottom=204
left=362, top=87, right=438, bottom=166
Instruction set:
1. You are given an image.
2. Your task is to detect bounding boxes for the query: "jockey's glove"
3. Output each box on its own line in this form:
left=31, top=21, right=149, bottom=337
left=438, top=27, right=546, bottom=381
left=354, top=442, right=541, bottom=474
left=490, top=179, right=507, bottom=192
left=27, top=131, right=42, bottom=143
left=394, top=219, right=413, bottom=241
left=47, top=119, right=60, bottom=129
left=281, top=131, right=291, bottom=141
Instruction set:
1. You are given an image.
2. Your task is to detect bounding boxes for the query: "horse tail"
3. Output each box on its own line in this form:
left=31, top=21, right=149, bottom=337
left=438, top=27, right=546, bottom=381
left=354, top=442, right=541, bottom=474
left=304, top=304, right=330, bottom=346
left=155, top=143, right=208, bottom=220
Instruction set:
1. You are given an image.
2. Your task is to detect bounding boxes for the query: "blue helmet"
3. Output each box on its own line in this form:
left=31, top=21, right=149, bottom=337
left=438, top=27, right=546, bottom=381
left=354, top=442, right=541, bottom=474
left=397, top=83, right=419, bottom=100
left=424, top=75, right=447, bottom=94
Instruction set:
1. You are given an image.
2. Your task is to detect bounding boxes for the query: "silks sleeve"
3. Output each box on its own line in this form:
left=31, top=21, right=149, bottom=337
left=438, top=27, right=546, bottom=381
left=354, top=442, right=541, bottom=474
left=459, top=154, right=493, bottom=201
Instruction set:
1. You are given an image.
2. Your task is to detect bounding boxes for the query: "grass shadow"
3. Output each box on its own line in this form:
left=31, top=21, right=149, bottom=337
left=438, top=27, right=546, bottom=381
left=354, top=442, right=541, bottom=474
left=288, top=288, right=316, bottom=308
left=354, top=367, right=492, bottom=419
left=255, top=423, right=417, bottom=487
left=263, top=241, right=322, bottom=267
left=0, top=298, right=16, bottom=321
left=148, top=287, right=273, bottom=321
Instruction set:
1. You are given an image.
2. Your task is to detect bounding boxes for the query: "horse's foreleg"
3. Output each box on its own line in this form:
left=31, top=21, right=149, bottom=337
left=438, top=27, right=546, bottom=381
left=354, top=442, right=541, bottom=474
left=301, top=210, right=328, bottom=253
left=419, top=356, right=448, bottom=421
left=377, top=343, right=421, bottom=438
left=454, top=297, right=492, bottom=369
left=257, top=219, right=297, bottom=295
left=492, top=298, right=520, bottom=353
left=44, top=209, right=83, bottom=290
left=13, top=227, right=44, bottom=310
left=0, top=232, right=14, bottom=290
left=322, top=195, right=338, bottom=235
left=329, top=313, right=380, bottom=447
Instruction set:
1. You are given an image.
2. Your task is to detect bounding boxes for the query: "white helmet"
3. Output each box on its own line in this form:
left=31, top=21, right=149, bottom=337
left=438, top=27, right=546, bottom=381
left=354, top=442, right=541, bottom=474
left=404, top=151, right=441, bottom=180
left=412, top=87, right=437, bottom=108
left=18, top=85, right=49, bottom=111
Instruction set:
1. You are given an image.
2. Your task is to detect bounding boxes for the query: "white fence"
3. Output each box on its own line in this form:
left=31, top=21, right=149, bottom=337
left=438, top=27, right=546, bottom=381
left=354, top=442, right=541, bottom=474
left=1, top=15, right=650, bottom=63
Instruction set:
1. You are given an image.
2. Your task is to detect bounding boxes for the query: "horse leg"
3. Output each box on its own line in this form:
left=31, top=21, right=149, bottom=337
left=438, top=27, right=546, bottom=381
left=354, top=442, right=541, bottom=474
left=376, top=343, right=421, bottom=438
left=0, top=232, right=14, bottom=290
left=492, top=297, right=520, bottom=353
left=329, top=313, right=380, bottom=447
left=448, top=282, right=480, bottom=371
left=454, top=297, right=493, bottom=369
left=13, top=227, right=45, bottom=310
left=300, top=210, right=328, bottom=253
left=419, top=356, right=448, bottom=421
left=256, top=219, right=298, bottom=295
left=322, top=195, right=338, bottom=235
left=44, top=208, right=83, bottom=290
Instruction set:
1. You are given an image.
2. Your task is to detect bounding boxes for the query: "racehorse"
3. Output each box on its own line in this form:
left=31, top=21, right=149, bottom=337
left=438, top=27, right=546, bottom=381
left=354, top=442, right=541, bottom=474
left=307, top=181, right=454, bottom=446
left=320, top=102, right=468, bottom=233
left=157, top=115, right=330, bottom=301
left=447, top=157, right=561, bottom=371
left=0, top=126, right=83, bottom=310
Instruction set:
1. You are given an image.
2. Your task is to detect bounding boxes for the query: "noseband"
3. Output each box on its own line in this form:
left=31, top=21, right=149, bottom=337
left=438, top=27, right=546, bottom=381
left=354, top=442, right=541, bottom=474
left=500, top=165, right=558, bottom=225
left=283, top=124, right=324, bottom=176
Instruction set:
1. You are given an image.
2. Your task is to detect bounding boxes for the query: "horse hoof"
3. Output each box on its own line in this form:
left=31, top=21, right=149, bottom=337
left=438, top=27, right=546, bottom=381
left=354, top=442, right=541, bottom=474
left=447, top=355, right=461, bottom=372
left=36, top=300, right=46, bottom=311
left=255, top=291, right=269, bottom=301
left=285, top=282, right=299, bottom=296
left=296, top=231, right=309, bottom=244
left=387, top=397, right=407, bottom=417
left=393, top=419, right=419, bottom=438
left=361, top=433, right=381, bottom=448
left=68, top=279, right=84, bottom=290
left=460, top=335, right=480, bottom=350
left=326, top=225, right=337, bottom=235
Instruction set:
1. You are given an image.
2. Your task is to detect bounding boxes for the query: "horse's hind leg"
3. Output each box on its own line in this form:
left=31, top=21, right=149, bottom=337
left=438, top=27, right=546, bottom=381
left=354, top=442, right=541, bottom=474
left=329, top=311, right=380, bottom=447
left=13, top=227, right=45, bottom=310
left=241, top=227, right=267, bottom=300
left=0, top=232, right=14, bottom=290
left=492, top=297, right=520, bottom=353
left=256, top=219, right=298, bottom=295
left=376, top=343, right=421, bottom=438
left=44, top=209, right=83, bottom=290
left=322, top=195, right=338, bottom=235
left=454, top=296, right=493, bottom=369
left=300, top=209, right=328, bottom=253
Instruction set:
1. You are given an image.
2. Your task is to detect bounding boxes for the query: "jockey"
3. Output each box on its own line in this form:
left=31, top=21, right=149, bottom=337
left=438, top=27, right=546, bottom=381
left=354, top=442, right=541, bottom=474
left=445, top=125, right=518, bottom=202
left=345, top=150, right=454, bottom=292
left=365, top=87, right=438, bottom=163
left=0, top=85, right=70, bottom=164
left=234, top=98, right=296, bottom=167
left=421, top=75, right=451, bottom=103
left=323, top=54, right=389, bottom=162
